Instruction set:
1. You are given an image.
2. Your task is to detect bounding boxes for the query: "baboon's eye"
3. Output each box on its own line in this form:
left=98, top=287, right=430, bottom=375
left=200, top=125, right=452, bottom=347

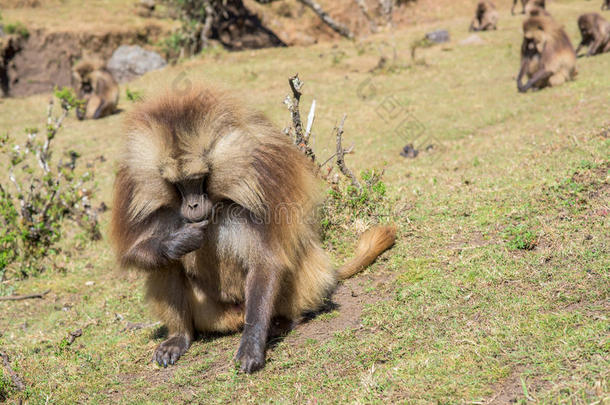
left=174, top=182, right=185, bottom=197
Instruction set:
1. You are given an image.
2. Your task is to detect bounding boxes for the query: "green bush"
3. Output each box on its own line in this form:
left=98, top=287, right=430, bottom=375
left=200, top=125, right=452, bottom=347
left=320, top=167, right=394, bottom=246
left=0, top=88, right=99, bottom=280
left=504, top=224, right=538, bottom=250
left=4, top=22, right=29, bottom=39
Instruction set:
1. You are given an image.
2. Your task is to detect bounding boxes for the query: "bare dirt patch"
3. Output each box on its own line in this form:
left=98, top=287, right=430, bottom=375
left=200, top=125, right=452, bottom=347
left=2, top=25, right=163, bottom=97
left=287, top=271, right=395, bottom=346
left=487, top=368, right=552, bottom=404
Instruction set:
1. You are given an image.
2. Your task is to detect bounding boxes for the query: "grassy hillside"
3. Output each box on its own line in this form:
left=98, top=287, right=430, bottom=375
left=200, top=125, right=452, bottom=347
left=0, top=0, right=608, bottom=403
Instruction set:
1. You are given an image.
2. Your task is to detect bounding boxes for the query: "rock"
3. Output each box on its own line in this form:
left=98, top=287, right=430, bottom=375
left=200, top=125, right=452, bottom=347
left=459, top=34, right=485, bottom=46
left=425, top=30, right=450, bottom=44
left=107, top=45, right=167, bottom=83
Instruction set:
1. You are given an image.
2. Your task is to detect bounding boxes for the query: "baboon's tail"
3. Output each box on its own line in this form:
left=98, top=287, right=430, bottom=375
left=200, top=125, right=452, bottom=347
left=337, top=225, right=397, bottom=280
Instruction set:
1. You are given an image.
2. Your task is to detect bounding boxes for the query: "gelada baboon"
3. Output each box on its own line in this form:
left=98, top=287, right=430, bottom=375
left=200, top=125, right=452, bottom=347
left=526, top=6, right=550, bottom=17
left=110, top=87, right=397, bottom=373
left=602, top=0, right=610, bottom=11
left=575, top=13, right=610, bottom=57
left=512, top=0, right=545, bottom=16
left=517, top=15, right=577, bottom=93
left=469, top=1, right=498, bottom=32
left=71, top=60, right=119, bottom=120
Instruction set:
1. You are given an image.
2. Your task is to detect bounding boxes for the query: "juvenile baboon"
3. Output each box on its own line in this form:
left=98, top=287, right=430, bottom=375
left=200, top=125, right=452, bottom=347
left=72, top=60, right=119, bottom=120
left=602, top=0, right=610, bottom=11
left=575, top=13, right=610, bottom=56
left=110, top=87, right=397, bottom=373
left=135, top=0, right=155, bottom=17
left=512, top=0, right=545, bottom=15
left=469, top=1, right=498, bottom=32
left=517, top=15, right=577, bottom=92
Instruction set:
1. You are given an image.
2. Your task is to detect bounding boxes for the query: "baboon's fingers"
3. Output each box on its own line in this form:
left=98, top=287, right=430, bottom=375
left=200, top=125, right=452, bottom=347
left=152, top=335, right=190, bottom=367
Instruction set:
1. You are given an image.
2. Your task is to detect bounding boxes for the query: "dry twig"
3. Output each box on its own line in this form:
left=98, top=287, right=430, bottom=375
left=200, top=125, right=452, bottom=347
left=296, top=0, right=354, bottom=39
left=0, top=290, right=50, bottom=302
left=285, top=74, right=316, bottom=162
left=354, top=0, right=378, bottom=33
left=335, top=114, right=362, bottom=191
left=122, top=321, right=161, bottom=332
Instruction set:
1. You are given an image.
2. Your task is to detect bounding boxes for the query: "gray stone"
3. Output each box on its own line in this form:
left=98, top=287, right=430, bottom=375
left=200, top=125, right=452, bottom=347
left=107, top=45, right=167, bottom=83
left=425, top=30, right=450, bottom=44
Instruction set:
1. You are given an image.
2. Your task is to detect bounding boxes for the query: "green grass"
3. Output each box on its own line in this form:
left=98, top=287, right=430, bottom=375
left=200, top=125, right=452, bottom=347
left=0, top=0, right=608, bottom=403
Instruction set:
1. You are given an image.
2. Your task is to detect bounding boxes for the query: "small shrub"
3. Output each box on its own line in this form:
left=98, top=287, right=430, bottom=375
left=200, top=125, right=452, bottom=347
left=4, top=22, right=29, bottom=39
left=0, top=367, right=12, bottom=402
left=320, top=167, right=394, bottom=247
left=0, top=88, right=100, bottom=280
left=504, top=224, right=538, bottom=250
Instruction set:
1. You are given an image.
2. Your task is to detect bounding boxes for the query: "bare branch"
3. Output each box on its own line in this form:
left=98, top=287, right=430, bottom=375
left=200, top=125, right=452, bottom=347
left=200, top=0, right=215, bottom=49
left=286, top=74, right=316, bottom=162
left=297, top=0, right=354, bottom=39
left=305, top=99, right=316, bottom=140
left=335, top=114, right=361, bottom=191
left=0, top=352, right=26, bottom=391
left=354, top=0, right=378, bottom=33
left=0, top=289, right=50, bottom=302
left=121, top=321, right=161, bottom=332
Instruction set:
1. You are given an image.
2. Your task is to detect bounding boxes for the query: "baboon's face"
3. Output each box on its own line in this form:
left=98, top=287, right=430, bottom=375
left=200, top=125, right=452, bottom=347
left=174, top=176, right=213, bottom=223
left=579, top=22, right=592, bottom=39
left=160, top=155, right=214, bottom=223
left=524, top=26, right=546, bottom=54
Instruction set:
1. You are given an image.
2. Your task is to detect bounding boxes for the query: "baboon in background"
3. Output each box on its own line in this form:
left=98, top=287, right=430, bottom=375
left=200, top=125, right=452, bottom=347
left=602, top=0, right=610, bottom=11
left=575, top=13, right=610, bottom=56
left=71, top=60, right=119, bottom=120
left=512, top=0, right=545, bottom=15
left=469, top=1, right=498, bottom=32
left=517, top=15, right=577, bottom=92
left=527, top=5, right=550, bottom=17
left=110, top=87, right=397, bottom=373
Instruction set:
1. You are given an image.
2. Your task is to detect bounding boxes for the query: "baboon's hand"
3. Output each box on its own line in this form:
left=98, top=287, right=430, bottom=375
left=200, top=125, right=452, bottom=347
left=153, top=334, right=191, bottom=367
left=162, top=220, right=209, bottom=260
left=235, top=336, right=266, bottom=373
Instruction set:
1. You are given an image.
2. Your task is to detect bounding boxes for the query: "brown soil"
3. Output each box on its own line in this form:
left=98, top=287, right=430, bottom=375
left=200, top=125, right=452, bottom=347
left=111, top=269, right=395, bottom=394
left=287, top=271, right=394, bottom=346
left=1, top=24, right=163, bottom=97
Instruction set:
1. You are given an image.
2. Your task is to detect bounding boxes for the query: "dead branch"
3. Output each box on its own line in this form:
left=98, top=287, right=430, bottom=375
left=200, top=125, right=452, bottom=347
left=335, top=114, right=361, bottom=191
left=0, top=352, right=25, bottom=391
left=121, top=321, right=161, bottom=332
left=296, top=0, right=354, bottom=39
left=354, top=0, right=378, bottom=33
left=0, top=289, right=50, bottom=302
left=200, top=0, right=215, bottom=49
left=285, top=74, right=316, bottom=162
left=378, top=0, right=393, bottom=25
left=319, top=144, right=354, bottom=169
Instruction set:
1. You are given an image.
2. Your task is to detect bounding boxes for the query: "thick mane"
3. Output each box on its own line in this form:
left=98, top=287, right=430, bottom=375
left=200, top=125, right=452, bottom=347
left=117, top=86, right=321, bottom=254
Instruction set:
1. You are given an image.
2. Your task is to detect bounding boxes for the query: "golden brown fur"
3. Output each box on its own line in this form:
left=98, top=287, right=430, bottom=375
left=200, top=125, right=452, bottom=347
left=110, top=86, right=396, bottom=372
left=517, top=15, right=576, bottom=92
left=72, top=60, right=119, bottom=120
left=469, top=1, right=498, bottom=32
left=576, top=13, right=610, bottom=57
